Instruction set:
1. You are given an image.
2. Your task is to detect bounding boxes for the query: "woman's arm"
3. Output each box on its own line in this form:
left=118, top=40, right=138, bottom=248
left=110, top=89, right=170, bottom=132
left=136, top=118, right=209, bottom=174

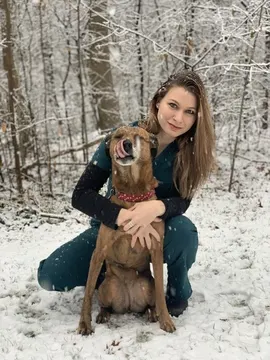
left=72, top=162, right=123, bottom=229
left=71, top=139, right=124, bottom=229
left=158, top=197, right=191, bottom=220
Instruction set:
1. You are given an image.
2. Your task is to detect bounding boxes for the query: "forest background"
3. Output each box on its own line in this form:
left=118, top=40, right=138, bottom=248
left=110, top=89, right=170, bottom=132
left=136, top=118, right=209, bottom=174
left=0, top=1, right=270, bottom=359
left=0, top=0, right=269, bottom=198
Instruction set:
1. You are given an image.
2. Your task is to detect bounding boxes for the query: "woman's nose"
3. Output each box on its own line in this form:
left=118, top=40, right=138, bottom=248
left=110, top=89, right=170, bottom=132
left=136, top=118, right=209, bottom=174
left=174, top=110, right=183, bottom=123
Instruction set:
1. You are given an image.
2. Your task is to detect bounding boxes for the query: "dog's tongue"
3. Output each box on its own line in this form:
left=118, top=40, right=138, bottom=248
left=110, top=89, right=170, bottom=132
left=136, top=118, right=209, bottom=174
left=115, top=140, right=130, bottom=158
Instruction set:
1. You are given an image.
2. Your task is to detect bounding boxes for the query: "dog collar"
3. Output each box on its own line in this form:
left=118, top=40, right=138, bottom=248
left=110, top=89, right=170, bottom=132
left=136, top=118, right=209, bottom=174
left=116, top=189, right=155, bottom=202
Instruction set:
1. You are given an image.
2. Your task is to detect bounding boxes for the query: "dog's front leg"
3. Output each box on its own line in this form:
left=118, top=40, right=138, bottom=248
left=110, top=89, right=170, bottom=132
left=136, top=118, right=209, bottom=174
left=78, top=247, right=106, bottom=335
left=150, top=245, right=176, bottom=333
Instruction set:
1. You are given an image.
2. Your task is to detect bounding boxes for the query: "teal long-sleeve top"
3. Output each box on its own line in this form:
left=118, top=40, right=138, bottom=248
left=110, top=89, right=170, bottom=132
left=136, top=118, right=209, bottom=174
left=72, top=123, right=191, bottom=229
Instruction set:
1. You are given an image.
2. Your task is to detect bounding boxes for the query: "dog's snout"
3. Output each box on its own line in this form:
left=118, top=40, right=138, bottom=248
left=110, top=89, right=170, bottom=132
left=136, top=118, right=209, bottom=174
left=123, top=140, right=133, bottom=154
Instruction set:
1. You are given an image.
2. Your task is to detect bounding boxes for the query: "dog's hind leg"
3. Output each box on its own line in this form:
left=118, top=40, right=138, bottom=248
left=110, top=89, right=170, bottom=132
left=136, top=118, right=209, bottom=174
left=96, top=307, right=112, bottom=324
left=78, top=246, right=107, bottom=335
left=129, top=275, right=155, bottom=313
left=98, top=275, right=129, bottom=314
left=147, top=307, right=158, bottom=322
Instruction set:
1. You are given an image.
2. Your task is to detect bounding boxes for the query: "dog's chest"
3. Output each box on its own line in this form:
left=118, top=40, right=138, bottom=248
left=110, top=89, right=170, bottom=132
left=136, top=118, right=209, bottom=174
left=107, top=234, right=150, bottom=270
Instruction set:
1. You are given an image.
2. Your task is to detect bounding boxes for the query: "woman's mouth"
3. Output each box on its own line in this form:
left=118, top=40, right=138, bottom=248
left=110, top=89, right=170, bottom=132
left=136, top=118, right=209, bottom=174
left=168, top=123, right=181, bottom=132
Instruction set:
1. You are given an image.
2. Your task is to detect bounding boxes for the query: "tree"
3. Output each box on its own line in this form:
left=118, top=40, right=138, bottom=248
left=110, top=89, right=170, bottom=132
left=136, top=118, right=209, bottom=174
left=87, top=0, right=120, bottom=130
left=1, top=0, right=23, bottom=194
left=0, top=0, right=269, bottom=195
left=262, top=7, right=270, bottom=130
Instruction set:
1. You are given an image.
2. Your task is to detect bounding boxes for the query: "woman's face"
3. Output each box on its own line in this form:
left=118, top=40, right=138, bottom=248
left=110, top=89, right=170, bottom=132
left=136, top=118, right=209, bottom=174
left=156, top=86, right=197, bottom=141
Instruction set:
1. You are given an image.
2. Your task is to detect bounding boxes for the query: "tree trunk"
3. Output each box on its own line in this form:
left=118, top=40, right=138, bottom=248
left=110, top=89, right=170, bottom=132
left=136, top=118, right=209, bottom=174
left=135, top=0, right=144, bottom=118
left=39, top=3, right=52, bottom=193
left=1, top=0, right=23, bottom=194
left=240, top=1, right=251, bottom=140
left=262, top=8, right=270, bottom=130
left=228, top=5, right=264, bottom=192
left=61, top=1, right=76, bottom=161
left=87, top=0, right=120, bottom=130
left=184, top=0, right=194, bottom=69
left=4, top=1, right=32, bottom=165
left=16, top=6, right=40, bottom=170
left=76, top=0, right=88, bottom=161
left=153, top=0, right=169, bottom=75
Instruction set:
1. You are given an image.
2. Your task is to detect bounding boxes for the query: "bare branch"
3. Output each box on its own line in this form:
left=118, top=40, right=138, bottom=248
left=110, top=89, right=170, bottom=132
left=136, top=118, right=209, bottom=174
left=192, top=0, right=268, bottom=69
left=81, top=0, right=189, bottom=67
left=21, top=136, right=104, bottom=172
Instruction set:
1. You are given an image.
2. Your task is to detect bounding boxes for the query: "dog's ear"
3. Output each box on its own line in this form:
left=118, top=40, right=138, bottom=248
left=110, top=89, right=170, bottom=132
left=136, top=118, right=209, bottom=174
left=149, top=134, right=158, bottom=158
left=104, top=133, right=112, bottom=158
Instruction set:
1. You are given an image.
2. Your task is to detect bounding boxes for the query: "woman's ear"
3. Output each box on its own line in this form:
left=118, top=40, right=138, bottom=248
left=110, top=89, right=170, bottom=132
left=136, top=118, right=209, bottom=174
left=156, top=102, right=159, bottom=109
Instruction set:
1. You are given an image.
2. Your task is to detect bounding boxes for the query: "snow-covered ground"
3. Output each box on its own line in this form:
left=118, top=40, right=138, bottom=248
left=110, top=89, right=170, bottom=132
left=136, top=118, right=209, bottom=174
left=1, top=152, right=270, bottom=360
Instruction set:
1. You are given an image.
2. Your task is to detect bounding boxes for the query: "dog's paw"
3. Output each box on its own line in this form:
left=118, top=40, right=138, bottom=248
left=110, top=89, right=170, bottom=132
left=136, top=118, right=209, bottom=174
left=96, top=309, right=111, bottom=324
left=77, top=320, right=94, bottom=336
left=159, top=316, right=176, bottom=333
left=147, top=308, right=158, bottom=323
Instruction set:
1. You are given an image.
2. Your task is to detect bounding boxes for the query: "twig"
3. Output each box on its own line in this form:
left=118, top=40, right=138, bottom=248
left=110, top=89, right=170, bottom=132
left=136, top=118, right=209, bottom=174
left=21, top=136, right=104, bottom=172
left=40, top=212, right=83, bottom=224
left=80, top=1, right=189, bottom=67
left=192, top=0, right=268, bottom=68
left=196, top=61, right=270, bottom=73
left=0, top=183, right=17, bottom=193
left=228, top=6, right=265, bottom=191
left=39, top=162, right=87, bottom=166
left=217, top=149, right=270, bottom=164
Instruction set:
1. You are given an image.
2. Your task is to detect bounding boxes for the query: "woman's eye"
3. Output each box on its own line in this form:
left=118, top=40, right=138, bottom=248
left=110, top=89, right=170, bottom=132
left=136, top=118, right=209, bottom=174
left=186, top=110, right=195, bottom=115
left=168, top=102, right=177, bottom=109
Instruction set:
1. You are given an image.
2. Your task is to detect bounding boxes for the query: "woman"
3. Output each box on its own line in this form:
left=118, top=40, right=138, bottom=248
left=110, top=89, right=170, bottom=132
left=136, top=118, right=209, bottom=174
left=38, top=70, right=215, bottom=317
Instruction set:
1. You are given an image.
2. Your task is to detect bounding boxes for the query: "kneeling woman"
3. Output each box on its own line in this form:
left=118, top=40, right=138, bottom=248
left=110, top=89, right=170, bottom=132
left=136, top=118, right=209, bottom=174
left=37, top=70, right=215, bottom=317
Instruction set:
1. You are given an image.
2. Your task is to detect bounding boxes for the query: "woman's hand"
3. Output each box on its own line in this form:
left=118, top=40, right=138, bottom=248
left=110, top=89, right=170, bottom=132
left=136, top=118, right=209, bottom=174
left=131, top=224, right=161, bottom=250
left=116, top=208, right=131, bottom=227
left=117, top=200, right=165, bottom=233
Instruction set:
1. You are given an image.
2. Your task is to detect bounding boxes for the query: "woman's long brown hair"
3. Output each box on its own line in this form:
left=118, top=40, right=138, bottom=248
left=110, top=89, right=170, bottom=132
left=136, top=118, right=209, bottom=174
left=139, top=70, right=216, bottom=199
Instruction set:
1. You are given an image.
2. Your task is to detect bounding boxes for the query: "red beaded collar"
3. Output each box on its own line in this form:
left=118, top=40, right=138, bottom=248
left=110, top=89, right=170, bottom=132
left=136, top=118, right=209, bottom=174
left=116, top=189, right=155, bottom=202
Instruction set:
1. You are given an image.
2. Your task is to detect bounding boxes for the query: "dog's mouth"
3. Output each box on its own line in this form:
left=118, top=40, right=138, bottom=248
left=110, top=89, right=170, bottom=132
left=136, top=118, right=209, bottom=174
left=114, top=137, right=140, bottom=166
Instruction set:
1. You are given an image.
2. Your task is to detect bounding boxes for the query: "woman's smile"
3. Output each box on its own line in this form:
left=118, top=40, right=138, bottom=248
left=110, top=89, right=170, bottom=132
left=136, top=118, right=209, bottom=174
left=168, top=122, right=182, bottom=132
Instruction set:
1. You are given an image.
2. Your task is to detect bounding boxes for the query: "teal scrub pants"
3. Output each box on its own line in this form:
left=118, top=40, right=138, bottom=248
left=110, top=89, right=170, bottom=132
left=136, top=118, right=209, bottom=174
left=38, top=215, right=198, bottom=303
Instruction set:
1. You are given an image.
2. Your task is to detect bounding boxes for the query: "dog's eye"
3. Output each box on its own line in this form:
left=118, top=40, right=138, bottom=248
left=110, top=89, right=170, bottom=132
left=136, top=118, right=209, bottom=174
left=114, top=135, right=123, bottom=140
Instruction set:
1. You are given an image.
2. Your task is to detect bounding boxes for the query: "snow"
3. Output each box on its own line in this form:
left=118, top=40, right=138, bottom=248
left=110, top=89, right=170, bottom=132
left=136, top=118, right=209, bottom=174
left=1, top=153, right=270, bottom=360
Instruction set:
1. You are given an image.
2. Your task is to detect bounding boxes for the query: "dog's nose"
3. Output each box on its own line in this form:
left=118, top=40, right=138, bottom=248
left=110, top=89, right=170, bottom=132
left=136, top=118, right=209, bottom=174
left=123, top=140, right=133, bottom=155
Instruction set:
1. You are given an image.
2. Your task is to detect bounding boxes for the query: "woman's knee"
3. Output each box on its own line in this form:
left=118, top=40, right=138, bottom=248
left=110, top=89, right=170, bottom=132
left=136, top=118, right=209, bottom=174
left=37, top=226, right=99, bottom=292
left=38, top=259, right=54, bottom=291
left=37, top=256, right=70, bottom=292
left=164, top=215, right=198, bottom=264
left=166, top=215, right=197, bottom=233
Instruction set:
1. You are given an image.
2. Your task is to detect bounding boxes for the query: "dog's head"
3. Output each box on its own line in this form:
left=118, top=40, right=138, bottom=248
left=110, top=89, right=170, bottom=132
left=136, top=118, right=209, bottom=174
left=104, top=126, right=158, bottom=166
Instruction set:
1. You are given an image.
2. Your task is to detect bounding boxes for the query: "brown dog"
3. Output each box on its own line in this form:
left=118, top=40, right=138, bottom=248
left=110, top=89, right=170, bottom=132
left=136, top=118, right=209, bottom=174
left=78, top=126, right=176, bottom=335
